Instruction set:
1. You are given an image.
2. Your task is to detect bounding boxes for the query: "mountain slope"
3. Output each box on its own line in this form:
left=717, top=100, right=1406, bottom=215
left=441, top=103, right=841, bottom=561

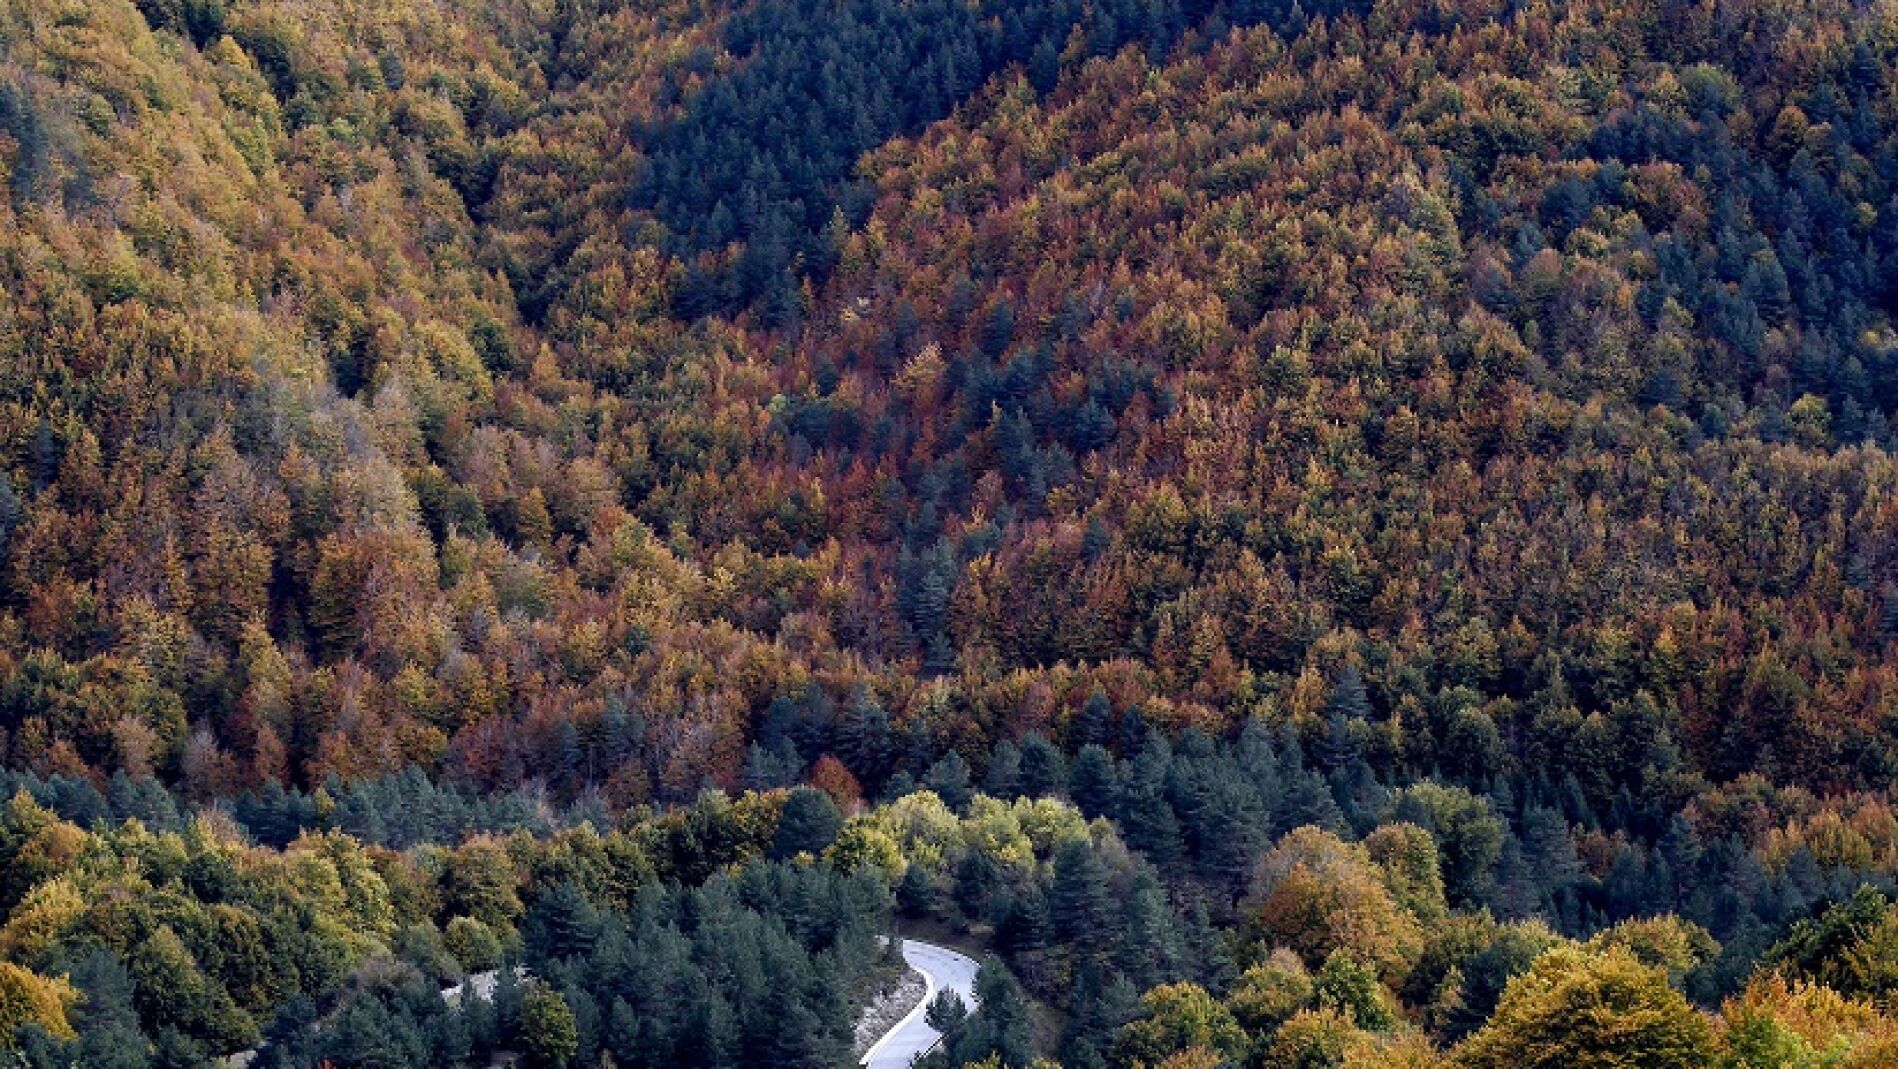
left=1, top=0, right=1898, bottom=808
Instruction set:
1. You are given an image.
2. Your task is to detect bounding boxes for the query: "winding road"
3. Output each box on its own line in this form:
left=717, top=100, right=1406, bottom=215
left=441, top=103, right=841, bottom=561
left=860, top=939, right=982, bottom=1069
left=230, top=942, right=976, bottom=1069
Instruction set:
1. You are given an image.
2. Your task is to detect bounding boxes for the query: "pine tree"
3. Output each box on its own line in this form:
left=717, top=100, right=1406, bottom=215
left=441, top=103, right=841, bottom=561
left=923, top=633, right=958, bottom=676
left=1657, top=816, right=1703, bottom=895
left=771, top=788, right=843, bottom=860
left=1880, top=583, right=1898, bottom=642
left=1018, top=733, right=1066, bottom=799
left=150, top=1028, right=206, bottom=1069
left=880, top=770, right=918, bottom=804
left=997, top=884, right=1051, bottom=954
left=954, top=849, right=1004, bottom=922
left=954, top=958, right=1034, bottom=1068
left=61, top=952, right=149, bottom=1069
left=1118, top=780, right=1186, bottom=870
left=1491, top=836, right=1540, bottom=921
left=0, top=83, right=51, bottom=207
left=1074, top=690, right=1113, bottom=749
left=321, top=995, right=409, bottom=1069
left=1182, top=898, right=1238, bottom=993
left=898, top=862, right=937, bottom=918
left=0, top=473, right=20, bottom=559
left=1050, top=839, right=1115, bottom=946
left=984, top=741, right=1023, bottom=798
left=925, top=987, right=968, bottom=1035
left=524, top=882, right=602, bottom=963
left=1279, top=763, right=1347, bottom=836
left=923, top=753, right=974, bottom=810
left=1115, top=871, right=1183, bottom=992
left=742, top=739, right=801, bottom=791
left=838, top=691, right=894, bottom=793
left=1195, top=765, right=1269, bottom=893
left=1068, top=745, right=1120, bottom=818
left=903, top=540, right=957, bottom=648
left=1314, top=667, right=1369, bottom=772
left=605, top=998, right=642, bottom=1067
left=1520, top=806, right=1583, bottom=892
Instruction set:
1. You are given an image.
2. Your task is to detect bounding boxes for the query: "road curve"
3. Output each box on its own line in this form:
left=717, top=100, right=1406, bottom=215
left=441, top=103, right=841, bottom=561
left=860, top=938, right=982, bottom=1069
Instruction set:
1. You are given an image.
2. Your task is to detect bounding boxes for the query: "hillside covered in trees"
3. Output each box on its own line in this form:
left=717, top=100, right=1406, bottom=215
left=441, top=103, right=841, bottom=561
left=3, top=0, right=1898, bottom=1063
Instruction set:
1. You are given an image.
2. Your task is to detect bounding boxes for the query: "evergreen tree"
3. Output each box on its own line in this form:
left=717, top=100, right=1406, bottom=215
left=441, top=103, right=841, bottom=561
left=1194, top=765, right=1270, bottom=893
left=933, top=989, right=973, bottom=1038
left=1314, top=666, right=1369, bottom=772
left=524, top=882, right=603, bottom=963
left=1115, top=871, right=1184, bottom=992
left=838, top=691, right=894, bottom=793
left=1050, top=839, right=1116, bottom=946
left=998, top=884, right=1051, bottom=954
left=898, top=862, right=937, bottom=918
left=954, top=849, right=1005, bottom=922
left=1182, top=898, right=1238, bottom=993
left=924, top=753, right=975, bottom=810
left=771, top=787, right=844, bottom=860
left=744, top=740, right=797, bottom=791
left=1491, top=836, right=1540, bottom=921
left=0, top=83, right=51, bottom=207
left=950, top=958, right=1035, bottom=1068
left=1069, top=745, right=1120, bottom=818
left=984, top=741, right=1023, bottom=798
left=1074, top=690, right=1114, bottom=749
left=1118, top=779, right=1186, bottom=870
left=1119, top=733, right=1186, bottom=866
left=322, top=995, right=421, bottom=1069
left=880, top=770, right=919, bottom=804
left=0, top=472, right=19, bottom=559
left=60, top=952, right=149, bottom=1069
left=1018, top=733, right=1067, bottom=799
left=150, top=1028, right=206, bottom=1069
left=1520, top=805, right=1583, bottom=895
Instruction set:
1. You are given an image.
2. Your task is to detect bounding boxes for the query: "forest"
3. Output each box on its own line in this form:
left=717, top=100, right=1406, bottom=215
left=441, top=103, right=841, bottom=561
left=1, top=0, right=1898, bottom=1063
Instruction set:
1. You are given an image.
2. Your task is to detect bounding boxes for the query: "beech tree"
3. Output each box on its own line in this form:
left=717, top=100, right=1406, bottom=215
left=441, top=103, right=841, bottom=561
left=1453, top=946, right=1714, bottom=1069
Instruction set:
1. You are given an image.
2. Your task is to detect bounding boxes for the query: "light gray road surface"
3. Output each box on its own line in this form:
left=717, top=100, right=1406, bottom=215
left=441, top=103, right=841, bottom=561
left=860, top=939, right=981, bottom=1069
left=439, top=965, right=529, bottom=1008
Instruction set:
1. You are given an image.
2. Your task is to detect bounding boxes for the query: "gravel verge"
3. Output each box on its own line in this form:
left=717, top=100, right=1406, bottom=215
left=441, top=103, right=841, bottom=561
left=853, top=961, right=929, bottom=1058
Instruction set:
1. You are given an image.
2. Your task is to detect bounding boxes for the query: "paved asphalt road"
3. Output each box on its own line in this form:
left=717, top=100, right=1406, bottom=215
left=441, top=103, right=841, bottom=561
left=861, top=939, right=982, bottom=1069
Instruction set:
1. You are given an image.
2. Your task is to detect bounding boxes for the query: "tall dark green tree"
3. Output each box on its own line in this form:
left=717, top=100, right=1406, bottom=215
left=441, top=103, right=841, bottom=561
left=1018, top=733, right=1067, bottom=798
left=924, top=753, right=975, bottom=810
left=1315, top=666, right=1370, bottom=772
left=1050, top=839, right=1116, bottom=946
left=771, top=788, right=844, bottom=860
left=984, top=741, right=1023, bottom=798
left=1069, top=744, right=1120, bottom=818
left=524, top=882, right=603, bottom=963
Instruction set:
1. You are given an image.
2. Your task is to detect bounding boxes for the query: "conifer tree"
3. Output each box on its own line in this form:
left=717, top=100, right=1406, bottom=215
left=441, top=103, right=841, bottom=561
left=1315, top=667, right=1370, bottom=772
left=1069, top=745, right=1121, bottom=818
left=925, top=754, right=976, bottom=811
left=771, top=788, right=844, bottom=860
left=1019, top=734, right=1067, bottom=799
left=1051, top=839, right=1116, bottom=946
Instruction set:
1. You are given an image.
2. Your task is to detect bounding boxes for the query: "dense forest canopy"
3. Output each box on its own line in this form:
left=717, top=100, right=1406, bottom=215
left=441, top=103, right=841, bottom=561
left=1, top=0, right=1898, bottom=1063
